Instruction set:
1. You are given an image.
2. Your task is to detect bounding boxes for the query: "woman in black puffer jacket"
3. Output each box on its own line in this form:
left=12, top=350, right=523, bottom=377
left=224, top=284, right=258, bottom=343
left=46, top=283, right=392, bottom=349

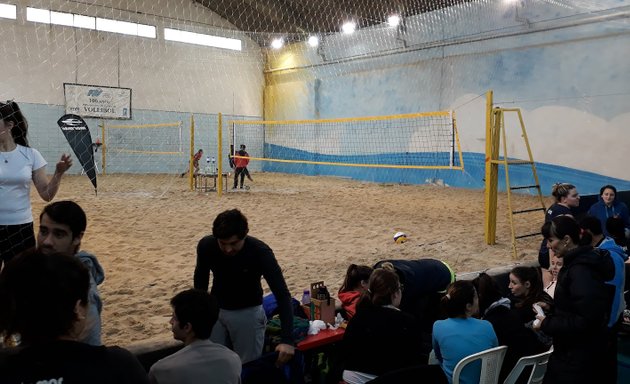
left=536, top=216, right=615, bottom=384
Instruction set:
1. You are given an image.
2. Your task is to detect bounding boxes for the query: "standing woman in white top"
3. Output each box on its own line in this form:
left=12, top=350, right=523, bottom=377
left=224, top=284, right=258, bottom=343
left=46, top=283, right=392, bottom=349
left=0, top=101, right=72, bottom=268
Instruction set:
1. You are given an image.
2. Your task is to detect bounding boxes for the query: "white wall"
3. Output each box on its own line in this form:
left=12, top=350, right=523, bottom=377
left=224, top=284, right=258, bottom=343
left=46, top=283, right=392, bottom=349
left=0, top=0, right=264, bottom=116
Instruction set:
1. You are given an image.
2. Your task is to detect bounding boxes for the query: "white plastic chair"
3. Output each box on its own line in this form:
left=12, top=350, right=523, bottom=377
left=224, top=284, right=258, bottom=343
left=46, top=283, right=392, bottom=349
left=452, top=345, right=508, bottom=384
left=502, top=348, right=553, bottom=384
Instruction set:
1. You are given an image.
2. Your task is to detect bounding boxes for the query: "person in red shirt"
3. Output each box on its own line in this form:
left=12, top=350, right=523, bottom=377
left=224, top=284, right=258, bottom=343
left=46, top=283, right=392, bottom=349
left=181, top=149, right=203, bottom=177
left=338, top=264, right=373, bottom=320
left=232, top=145, right=252, bottom=189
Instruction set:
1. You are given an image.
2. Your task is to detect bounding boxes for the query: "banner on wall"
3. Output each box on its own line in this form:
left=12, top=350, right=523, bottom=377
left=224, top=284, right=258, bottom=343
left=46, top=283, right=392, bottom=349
left=64, top=83, right=132, bottom=119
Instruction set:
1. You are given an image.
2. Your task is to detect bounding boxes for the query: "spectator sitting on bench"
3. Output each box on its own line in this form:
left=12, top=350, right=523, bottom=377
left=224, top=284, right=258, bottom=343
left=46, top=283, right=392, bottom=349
left=587, top=184, right=630, bottom=239
left=432, top=280, right=498, bottom=384
left=607, top=216, right=629, bottom=255
left=341, top=264, right=429, bottom=384
left=473, top=272, right=548, bottom=383
left=149, top=289, right=241, bottom=384
left=338, top=264, right=373, bottom=320
left=508, top=266, right=553, bottom=327
left=37, top=200, right=105, bottom=346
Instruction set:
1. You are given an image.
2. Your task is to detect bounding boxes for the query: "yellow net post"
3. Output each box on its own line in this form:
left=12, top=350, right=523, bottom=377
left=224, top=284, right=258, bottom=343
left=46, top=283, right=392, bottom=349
left=484, top=90, right=499, bottom=245
left=452, top=111, right=465, bottom=173
left=217, top=113, right=223, bottom=197
left=188, top=115, right=195, bottom=191
left=100, top=121, right=106, bottom=175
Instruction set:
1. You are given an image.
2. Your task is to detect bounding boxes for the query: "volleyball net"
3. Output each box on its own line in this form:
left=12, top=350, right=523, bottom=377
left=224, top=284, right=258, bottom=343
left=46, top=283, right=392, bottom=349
left=101, top=121, right=187, bottom=175
left=229, top=110, right=464, bottom=181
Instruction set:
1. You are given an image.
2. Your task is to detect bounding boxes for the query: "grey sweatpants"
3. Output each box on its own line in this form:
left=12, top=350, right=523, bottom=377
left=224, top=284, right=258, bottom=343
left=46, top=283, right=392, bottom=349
left=210, top=305, right=267, bottom=364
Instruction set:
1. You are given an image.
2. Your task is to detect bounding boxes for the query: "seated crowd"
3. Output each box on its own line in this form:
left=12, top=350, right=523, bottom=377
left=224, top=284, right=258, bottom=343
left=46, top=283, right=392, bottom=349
left=0, top=182, right=628, bottom=384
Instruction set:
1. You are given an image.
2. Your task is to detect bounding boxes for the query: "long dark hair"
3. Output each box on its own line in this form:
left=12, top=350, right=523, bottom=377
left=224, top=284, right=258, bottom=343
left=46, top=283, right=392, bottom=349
left=441, top=280, right=476, bottom=318
left=0, top=250, right=89, bottom=344
left=357, top=263, right=400, bottom=309
left=0, top=101, right=29, bottom=147
left=472, top=272, right=503, bottom=316
left=339, top=264, right=373, bottom=293
left=509, top=266, right=543, bottom=309
left=542, top=215, right=581, bottom=246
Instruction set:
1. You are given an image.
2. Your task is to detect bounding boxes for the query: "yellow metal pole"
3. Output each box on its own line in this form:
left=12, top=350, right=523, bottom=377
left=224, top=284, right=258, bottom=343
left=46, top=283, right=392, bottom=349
left=189, top=116, right=195, bottom=191
left=217, top=113, right=223, bottom=197
left=484, top=90, right=498, bottom=244
left=100, top=122, right=106, bottom=175
left=517, top=110, right=546, bottom=211
left=499, top=112, right=518, bottom=259
left=452, top=111, right=465, bottom=171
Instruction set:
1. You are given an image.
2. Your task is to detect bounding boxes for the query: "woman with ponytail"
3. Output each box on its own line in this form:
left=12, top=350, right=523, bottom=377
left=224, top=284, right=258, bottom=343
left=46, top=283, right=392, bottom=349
left=432, top=280, right=498, bottom=384
left=338, top=263, right=373, bottom=320
left=0, top=101, right=72, bottom=269
left=538, top=183, right=580, bottom=268
left=341, top=263, right=429, bottom=383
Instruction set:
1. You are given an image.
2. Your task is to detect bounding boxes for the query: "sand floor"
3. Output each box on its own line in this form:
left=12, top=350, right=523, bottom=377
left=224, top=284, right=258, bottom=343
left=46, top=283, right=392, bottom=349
left=30, top=172, right=547, bottom=346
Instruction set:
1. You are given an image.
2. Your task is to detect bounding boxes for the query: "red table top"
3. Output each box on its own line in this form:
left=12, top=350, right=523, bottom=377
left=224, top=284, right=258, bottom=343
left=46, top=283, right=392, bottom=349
left=297, top=327, right=345, bottom=351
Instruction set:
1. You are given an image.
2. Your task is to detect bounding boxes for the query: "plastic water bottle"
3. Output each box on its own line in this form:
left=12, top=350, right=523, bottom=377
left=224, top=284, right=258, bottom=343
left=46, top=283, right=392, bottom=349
left=301, top=289, right=311, bottom=305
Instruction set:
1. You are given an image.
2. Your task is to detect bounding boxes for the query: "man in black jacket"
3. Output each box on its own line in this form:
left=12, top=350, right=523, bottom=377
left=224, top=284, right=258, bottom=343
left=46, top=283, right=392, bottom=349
left=193, top=209, right=294, bottom=366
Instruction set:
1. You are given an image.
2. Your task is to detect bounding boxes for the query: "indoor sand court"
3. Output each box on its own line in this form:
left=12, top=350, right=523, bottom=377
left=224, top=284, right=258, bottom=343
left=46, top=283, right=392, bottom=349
left=31, top=172, right=543, bottom=345
left=2, top=1, right=629, bottom=379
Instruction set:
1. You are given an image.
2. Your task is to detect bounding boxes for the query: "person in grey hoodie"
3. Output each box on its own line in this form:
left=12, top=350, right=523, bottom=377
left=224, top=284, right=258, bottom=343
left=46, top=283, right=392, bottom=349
left=37, top=200, right=105, bottom=346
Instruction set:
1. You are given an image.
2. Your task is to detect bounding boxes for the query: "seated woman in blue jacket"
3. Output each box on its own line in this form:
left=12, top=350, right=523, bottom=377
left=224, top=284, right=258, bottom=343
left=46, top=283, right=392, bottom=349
left=587, top=184, right=630, bottom=239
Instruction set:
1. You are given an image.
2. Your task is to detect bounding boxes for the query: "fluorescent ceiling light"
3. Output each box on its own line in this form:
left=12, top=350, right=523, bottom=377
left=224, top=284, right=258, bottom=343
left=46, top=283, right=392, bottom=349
left=73, top=14, right=95, bottom=30
left=95, top=18, right=155, bottom=38
left=51, top=11, right=74, bottom=27
left=97, top=18, right=137, bottom=35
left=0, top=3, right=17, bottom=20
left=137, top=24, right=156, bottom=38
left=26, top=7, right=50, bottom=24
left=164, top=28, right=242, bottom=51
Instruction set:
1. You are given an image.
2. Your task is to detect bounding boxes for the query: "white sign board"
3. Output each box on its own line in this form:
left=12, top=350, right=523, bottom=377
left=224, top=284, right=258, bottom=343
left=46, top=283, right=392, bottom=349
left=64, top=83, right=132, bottom=119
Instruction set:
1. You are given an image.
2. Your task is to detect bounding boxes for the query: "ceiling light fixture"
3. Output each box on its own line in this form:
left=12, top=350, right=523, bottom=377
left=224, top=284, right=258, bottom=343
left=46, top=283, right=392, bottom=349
left=271, top=37, right=284, bottom=49
left=387, top=15, right=401, bottom=27
left=341, top=21, right=356, bottom=34
left=307, top=35, right=319, bottom=47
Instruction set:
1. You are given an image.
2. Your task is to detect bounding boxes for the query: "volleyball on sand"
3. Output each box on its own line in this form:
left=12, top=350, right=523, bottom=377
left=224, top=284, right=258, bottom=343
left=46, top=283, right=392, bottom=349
left=393, top=232, right=408, bottom=244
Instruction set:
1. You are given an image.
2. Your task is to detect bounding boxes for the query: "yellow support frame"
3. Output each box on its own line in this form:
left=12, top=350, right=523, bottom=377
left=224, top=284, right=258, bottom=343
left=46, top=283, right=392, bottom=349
left=218, top=113, right=223, bottom=197
left=100, top=121, right=106, bottom=175
left=188, top=115, right=195, bottom=191
left=484, top=90, right=498, bottom=245
left=484, top=92, right=546, bottom=258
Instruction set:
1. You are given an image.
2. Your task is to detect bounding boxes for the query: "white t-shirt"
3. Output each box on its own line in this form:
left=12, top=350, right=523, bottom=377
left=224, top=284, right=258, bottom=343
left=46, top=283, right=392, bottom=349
left=0, top=145, right=47, bottom=225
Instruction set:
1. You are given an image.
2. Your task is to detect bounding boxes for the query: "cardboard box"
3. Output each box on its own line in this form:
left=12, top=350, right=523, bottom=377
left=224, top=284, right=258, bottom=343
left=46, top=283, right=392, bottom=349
left=310, top=281, right=336, bottom=324
left=311, top=297, right=336, bottom=324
